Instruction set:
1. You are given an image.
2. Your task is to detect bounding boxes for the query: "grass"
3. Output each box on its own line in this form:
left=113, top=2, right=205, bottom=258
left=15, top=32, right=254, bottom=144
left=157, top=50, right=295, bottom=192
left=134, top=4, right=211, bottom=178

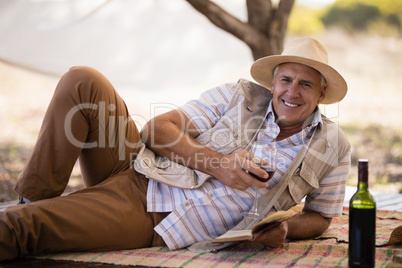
left=0, top=145, right=84, bottom=202
left=342, top=123, right=402, bottom=193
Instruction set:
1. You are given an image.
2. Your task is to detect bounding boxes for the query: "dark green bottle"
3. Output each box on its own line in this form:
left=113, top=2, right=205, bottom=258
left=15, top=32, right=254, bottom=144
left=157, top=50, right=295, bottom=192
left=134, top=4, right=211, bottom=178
left=348, top=159, right=376, bottom=268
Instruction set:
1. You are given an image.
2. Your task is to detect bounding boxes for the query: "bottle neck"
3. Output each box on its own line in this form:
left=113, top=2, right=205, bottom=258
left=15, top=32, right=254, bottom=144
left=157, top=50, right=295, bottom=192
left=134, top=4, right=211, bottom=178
left=358, top=160, right=369, bottom=190
left=357, top=181, right=369, bottom=191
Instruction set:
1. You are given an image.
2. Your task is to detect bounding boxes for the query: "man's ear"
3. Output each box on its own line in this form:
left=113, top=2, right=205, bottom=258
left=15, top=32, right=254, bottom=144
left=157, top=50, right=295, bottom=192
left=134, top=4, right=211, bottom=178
left=270, top=83, right=275, bottom=94
left=318, top=86, right=326, bottom=104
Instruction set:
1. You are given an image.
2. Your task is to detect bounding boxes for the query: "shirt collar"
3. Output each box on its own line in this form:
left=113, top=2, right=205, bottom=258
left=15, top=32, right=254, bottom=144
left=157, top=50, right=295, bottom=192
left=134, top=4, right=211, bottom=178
left=265, top=101, right=323, bottom=137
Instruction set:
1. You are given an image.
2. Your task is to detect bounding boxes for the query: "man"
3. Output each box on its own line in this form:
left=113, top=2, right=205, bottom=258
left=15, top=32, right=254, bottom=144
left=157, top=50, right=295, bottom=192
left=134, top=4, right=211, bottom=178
left=0, top=37, right=350, bottom=261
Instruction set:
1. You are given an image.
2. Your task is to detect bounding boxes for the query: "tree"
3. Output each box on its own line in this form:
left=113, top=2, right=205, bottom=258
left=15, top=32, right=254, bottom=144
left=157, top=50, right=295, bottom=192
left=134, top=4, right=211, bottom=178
left=185, top=0, right=295, bottom=60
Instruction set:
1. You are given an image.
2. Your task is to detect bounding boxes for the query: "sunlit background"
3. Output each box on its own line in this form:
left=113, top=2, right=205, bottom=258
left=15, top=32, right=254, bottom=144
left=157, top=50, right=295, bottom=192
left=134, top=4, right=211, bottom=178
left=0, top=0, right=401, bottom=201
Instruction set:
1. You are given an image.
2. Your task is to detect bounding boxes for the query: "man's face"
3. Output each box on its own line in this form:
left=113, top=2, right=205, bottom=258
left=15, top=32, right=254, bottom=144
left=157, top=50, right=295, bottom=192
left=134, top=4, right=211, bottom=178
left=271, top=63, right=326, bottom=128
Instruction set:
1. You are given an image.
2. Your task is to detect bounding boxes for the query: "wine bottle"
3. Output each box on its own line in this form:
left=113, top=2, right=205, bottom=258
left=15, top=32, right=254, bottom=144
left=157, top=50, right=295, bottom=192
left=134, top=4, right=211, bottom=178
left=348, top=159, right=376, bottom=268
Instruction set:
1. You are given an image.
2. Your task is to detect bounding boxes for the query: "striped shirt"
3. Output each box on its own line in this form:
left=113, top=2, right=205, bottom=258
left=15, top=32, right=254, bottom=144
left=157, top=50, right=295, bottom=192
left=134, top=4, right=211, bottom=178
left=148, top=82, right=351, bottom=250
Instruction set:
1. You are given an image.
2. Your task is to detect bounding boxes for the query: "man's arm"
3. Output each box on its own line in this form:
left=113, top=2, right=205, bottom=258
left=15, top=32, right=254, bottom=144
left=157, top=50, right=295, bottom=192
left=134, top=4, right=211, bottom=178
left=286, top=209, right=332, bottom=238
left=140, top=109, right=269, bottom=190
left=254, top=210, right=332, bottom=248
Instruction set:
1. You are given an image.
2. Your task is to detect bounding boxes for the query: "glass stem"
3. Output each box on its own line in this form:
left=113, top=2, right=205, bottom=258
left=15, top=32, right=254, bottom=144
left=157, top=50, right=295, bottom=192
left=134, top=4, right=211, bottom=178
left=251, top=188, right=259, bottom=215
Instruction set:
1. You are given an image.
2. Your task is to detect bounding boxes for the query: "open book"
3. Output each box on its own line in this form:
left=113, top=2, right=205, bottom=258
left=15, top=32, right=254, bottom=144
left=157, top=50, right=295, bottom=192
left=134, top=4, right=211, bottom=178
left=212, top=210, right=297, bottom=243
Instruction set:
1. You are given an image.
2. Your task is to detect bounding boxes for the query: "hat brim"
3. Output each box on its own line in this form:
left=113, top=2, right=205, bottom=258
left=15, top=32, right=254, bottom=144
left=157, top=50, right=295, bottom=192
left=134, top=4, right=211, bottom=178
left=250, top=55, right=347, bottom=104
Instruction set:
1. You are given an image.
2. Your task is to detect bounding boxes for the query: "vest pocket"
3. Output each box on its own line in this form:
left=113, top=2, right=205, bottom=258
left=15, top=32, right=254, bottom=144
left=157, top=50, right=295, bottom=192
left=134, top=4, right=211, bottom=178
left=196, top=118, right=242, bottom=154
left=288, top=163, right=319, bottom=203
left=152, top=155, right=192, bottom=175
left=273, top=163, right=320, bottom=211
left=146, top=155, right=199, bottom=189
left=154, top=156, right=172, bottom=170
left=211, top=120, right=239, bottom=149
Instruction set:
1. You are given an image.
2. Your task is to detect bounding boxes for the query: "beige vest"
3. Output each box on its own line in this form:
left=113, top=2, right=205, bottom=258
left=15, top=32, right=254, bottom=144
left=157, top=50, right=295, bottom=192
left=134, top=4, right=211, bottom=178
left=134, top=79, right=351, bottom=212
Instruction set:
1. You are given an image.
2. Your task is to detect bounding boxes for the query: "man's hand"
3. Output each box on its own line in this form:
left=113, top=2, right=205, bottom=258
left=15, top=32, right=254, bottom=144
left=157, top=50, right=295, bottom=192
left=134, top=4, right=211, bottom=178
left=253, top=221, right=289, bottom=248
left=208, top=150, right=269, bottom=190
left=252, top=210, right=332, bottom=248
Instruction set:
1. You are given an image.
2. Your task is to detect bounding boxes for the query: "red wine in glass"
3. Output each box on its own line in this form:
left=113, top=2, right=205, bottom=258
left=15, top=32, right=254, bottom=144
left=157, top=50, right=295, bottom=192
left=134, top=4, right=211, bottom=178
left=243, top=140, right=277, bottom=219
left=250, top=169, right=275, bottom=182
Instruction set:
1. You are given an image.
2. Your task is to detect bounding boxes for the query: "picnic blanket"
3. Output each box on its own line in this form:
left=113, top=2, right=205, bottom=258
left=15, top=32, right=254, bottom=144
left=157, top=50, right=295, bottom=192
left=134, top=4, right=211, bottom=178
left=32, top=207, right=402, bottom=268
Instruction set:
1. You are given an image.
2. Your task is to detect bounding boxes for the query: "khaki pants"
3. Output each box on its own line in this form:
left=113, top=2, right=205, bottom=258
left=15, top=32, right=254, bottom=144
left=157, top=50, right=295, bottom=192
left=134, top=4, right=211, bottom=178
left=0, top=66, right=167, bottom=261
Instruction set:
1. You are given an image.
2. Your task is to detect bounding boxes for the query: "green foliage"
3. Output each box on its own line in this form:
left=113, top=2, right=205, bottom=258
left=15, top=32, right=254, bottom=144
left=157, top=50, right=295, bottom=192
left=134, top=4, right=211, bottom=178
left=288, top=4, right=325, bottom=34
left=322, top=2, right=380, bottom=31
left=321, top=0, right=402, bottom=35
left=288, top=0, right=402, bottom=36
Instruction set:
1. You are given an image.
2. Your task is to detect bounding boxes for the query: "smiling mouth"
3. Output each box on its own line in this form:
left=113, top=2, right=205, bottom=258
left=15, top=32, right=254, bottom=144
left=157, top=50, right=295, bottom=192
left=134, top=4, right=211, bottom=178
left=283, top=100, right=301, bottom=108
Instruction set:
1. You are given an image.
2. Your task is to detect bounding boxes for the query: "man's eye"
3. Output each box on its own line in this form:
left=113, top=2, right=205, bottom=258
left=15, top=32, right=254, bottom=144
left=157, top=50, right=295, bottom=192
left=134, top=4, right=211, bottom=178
left=301, top=82, right=311, bottom=87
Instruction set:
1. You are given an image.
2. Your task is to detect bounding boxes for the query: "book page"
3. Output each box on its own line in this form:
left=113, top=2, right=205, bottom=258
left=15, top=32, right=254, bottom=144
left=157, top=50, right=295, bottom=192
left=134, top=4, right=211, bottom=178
left=212, top=229, right=253, bottom=243
left=212, top=210, right=297, bottom=243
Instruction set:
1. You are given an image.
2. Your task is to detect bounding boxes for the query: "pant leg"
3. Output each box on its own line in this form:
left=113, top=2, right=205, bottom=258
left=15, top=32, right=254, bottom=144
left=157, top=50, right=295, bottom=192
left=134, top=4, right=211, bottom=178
left=14, top=66, right=142, bottom=201
left=0, top=169, right=168, bottom=261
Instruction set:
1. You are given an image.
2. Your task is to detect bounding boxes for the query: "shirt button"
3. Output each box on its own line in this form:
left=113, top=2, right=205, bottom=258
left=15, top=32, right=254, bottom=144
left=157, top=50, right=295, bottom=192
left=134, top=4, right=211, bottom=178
left=184, top=202, right=190, bottom=207
left=209, top=193, right=214, bottom=198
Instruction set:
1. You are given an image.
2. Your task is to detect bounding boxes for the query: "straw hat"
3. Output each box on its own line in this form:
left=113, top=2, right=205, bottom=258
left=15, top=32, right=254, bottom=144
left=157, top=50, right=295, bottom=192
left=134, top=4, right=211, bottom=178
left=250, top=37, right=347, bottom=104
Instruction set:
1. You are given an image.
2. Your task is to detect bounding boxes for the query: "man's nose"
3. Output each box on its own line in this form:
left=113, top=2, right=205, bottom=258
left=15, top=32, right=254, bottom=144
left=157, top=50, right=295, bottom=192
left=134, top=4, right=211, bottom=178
left=287, top=83, right=300, bottom=98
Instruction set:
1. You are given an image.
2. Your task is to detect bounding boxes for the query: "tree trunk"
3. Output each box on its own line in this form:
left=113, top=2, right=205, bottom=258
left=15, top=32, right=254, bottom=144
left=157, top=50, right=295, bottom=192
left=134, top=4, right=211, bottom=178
left=185, top=0, right=294, bottom=60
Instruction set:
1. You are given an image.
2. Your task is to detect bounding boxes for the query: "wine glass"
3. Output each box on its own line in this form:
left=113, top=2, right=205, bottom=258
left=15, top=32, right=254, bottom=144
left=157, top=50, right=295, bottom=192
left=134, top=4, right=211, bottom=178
left=244, top=140, right=277, bottom=219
